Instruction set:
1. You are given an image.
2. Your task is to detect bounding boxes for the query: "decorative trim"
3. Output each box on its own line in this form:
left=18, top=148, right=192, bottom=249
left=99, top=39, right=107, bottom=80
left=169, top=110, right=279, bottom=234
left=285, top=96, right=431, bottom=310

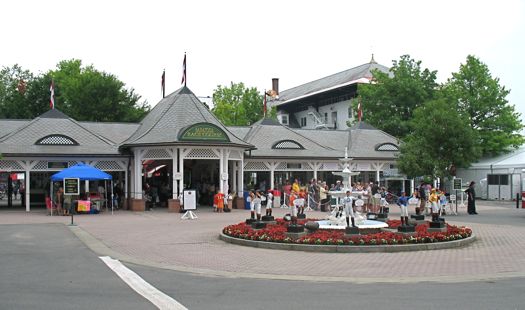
left=272, top=140, right=304, bottom=149
left=35, top=134, right=78, bottom=145
left=375, top=143, right=399, bottom=152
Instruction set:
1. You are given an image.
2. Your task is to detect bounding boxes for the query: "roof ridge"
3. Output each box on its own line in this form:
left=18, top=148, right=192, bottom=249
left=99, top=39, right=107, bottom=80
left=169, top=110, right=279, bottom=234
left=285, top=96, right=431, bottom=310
left=128, top=95, right=175, bottom=143
left=281, top=62, right=377, bottom=95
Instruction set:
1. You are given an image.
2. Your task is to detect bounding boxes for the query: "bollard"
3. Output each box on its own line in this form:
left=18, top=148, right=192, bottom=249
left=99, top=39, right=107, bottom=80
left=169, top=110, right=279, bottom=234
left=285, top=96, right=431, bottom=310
left=517, top=193, right=520, bottom=209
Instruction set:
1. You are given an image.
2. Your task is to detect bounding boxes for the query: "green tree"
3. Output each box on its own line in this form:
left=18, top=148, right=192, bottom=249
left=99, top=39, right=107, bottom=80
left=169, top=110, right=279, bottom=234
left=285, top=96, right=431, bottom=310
left=0, top=60, right=149, bottom=122
left=358, top=55, right=438, bottom=138
left=443, top=55, right=523, bottom=156
left=50, top=59, right=149, bottom=122
left=212, top=82, right=267, bottom=126
left=397, top=99, right=480, bottom=179
left=0, top=64, right=35, bottom=118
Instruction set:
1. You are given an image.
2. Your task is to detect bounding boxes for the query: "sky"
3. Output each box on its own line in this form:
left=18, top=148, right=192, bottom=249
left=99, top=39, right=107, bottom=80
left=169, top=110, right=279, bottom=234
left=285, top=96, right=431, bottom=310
left=1, top=0, right=524, bottom=118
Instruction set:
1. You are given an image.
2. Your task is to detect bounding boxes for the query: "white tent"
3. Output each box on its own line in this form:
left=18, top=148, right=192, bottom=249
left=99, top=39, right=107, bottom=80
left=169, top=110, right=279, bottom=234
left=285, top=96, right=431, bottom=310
left=457, top=147, right=525, bottom=200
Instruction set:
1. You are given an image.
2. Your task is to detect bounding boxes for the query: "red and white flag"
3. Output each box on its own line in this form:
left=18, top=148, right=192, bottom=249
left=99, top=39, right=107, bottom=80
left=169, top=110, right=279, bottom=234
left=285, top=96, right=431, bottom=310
left=181, top=53, right=186, bottom=86
left=357, top=97, right=362, bottom=122
left=161, top=70, right=166, bottom=98
left=49, top=80, right=55, bottom=109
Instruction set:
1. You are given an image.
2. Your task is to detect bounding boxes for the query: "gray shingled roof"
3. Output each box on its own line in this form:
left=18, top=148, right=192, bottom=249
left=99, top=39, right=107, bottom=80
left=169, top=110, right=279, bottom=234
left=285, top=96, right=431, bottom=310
left=0, top=119, right=29, bottom=140
left=241, top=119, right=399, bottom=160
left=0, top=109, right=119, bottom=155
left=271, top=61, right=389, bottom=106
left=82, top=122, right=140, bottom=144
left=121, top=86, right=252, bottom=148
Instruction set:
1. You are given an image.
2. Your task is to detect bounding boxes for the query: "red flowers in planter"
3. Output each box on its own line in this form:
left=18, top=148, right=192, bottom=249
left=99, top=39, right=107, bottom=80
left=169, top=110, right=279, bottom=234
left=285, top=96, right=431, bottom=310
left=223, top=219, right=472, bottom=246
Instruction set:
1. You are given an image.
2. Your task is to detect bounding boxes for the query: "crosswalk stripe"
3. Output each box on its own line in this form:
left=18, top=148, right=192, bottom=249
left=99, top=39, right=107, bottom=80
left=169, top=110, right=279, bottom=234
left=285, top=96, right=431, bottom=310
left=100, top=256, right=187, bottom=310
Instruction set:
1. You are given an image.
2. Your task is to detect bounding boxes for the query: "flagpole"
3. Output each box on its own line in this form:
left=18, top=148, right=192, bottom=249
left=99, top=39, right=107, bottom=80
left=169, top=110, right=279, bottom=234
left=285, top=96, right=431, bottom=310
left=181, top=53, right=187, bottom=87
left=161, top=69, right=165, bottom=98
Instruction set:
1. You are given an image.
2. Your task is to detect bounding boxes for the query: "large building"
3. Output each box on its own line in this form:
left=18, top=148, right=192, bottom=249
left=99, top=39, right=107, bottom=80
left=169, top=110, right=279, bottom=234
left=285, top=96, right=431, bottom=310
left=269, top=56, right=389, bottom=129
left=1, top=67, right=407, bottom=212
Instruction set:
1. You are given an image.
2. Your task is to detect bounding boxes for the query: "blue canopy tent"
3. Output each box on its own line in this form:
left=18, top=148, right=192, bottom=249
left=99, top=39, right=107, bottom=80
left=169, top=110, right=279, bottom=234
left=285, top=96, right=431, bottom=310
left=50, top=163, right=113, bottom=215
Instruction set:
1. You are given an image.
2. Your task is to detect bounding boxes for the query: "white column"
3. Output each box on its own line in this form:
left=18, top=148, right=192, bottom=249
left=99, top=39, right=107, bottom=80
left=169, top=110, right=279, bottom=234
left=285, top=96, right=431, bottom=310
left=172, top=148, right=178, bottom=199
left=25, top=170, right=30, bottom=212
left=410, top=179, right=415, bottom=195
left=376, top=169, right=380, bottom=184
left=134, top=150, right=143, bottom=199
left=232, top=162, right=238, bottom=193
left=239, top=158, right=244, bottom=193
left=270, top=162, right=275, bottom=190
left=124, top=164, right=129, bottom=200
left=85, top=181, right=89, bottom=194
left=178, top=150, right=184, bottom=195
left=219, top=149, right=224, bottom=194
left=402, top=179, right=406, bottom=193
left=313, top=162, right=318, bottom=181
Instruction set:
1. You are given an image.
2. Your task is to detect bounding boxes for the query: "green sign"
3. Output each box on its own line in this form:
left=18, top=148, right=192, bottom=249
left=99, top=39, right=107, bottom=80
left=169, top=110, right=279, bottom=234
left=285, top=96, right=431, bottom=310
left=179, top=123, right=230, bottom=142
left=64, top=178, right=80, bottom=195
left=453, top=178, right=463, bottom=190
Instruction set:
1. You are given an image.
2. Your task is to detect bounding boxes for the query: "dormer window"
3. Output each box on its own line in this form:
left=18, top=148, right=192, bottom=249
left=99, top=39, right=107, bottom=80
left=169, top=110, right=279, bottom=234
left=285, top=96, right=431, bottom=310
left=375, top=143, right=399, bottom=151
left=272, top=140, right=304, bottom=149
left=36, top=135, right=78, bottom=145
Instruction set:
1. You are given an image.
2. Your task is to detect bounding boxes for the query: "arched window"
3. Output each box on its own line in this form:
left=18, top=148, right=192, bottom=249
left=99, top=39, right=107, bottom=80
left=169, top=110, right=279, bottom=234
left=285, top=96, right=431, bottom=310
left=36, top=135, right=78, bottom=145
left=375, top=143, right=399, bottom=151
left=272, top=140, right=304, bottom=149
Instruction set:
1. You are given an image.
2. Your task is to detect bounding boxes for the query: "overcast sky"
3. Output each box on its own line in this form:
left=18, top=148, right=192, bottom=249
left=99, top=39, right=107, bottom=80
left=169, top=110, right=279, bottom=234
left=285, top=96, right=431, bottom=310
left=1, top=0, right=524, bottom=118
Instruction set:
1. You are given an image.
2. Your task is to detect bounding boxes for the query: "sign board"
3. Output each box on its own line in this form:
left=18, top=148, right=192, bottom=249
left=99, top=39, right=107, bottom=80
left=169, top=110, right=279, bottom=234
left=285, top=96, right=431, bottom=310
left=450, top=195, right=457, bottom=202
left=453, top=178, right=463, bottom=190
left=183, top=189, right=197, bottom=210
left=179, top=123, right=230, bottom=142
left=173, top=172, right=183, bottom=180
left=221, top=172, right=229, bottom=181
left=48, top=162, right=68, bottom=169
left=64, top=178, right=80, bottom=195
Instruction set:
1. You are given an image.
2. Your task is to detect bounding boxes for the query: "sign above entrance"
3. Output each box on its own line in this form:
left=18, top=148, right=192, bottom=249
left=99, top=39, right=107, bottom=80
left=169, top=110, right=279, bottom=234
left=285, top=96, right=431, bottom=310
left=179, top=123, right=230, bottom=142
left=64, top=178, right=80, bottom=195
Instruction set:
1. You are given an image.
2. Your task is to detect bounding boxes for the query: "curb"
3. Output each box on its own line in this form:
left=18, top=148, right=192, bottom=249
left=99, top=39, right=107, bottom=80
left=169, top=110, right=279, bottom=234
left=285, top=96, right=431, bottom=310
left=219, top=232, right=477, bottom=253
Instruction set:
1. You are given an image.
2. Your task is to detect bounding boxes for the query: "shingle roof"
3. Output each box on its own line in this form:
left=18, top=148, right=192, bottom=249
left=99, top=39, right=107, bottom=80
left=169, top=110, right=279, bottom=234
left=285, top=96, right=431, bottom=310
left=0, top=109, right=120, bottom=156
left=121, top=86, right=252, bottom=148
left=240, top=119, right=399, bottom=160
left=271, top=61, right=389, bottom=106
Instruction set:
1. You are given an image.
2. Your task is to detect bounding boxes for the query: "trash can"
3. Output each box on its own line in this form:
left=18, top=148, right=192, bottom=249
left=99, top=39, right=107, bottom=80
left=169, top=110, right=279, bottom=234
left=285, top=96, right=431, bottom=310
left=243, top=191, right=251, bottom=210
left=272, top=190, right=281, bottom=208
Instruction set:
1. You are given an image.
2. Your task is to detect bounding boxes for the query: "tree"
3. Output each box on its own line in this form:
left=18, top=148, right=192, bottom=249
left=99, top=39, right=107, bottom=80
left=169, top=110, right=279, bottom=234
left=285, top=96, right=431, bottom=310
left=443, top=55, right=523, bottom=156
left=212, top=82, right=268, bottom=126
left=397, top=99, right=481, bottom=179
left=0, top=60, right=149, bottom=122
left=358, top=55, right=438, bottom=138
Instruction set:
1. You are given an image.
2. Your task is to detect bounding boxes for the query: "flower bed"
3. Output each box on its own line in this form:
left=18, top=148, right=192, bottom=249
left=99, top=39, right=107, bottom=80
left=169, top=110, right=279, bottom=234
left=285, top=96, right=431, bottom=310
left=222, top=218, right=472, bottom=246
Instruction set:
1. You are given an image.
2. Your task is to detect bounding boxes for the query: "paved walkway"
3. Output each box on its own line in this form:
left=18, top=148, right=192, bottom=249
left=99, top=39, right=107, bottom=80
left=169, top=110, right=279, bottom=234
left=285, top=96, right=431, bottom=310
left=1, top=201, right=525, bottom=283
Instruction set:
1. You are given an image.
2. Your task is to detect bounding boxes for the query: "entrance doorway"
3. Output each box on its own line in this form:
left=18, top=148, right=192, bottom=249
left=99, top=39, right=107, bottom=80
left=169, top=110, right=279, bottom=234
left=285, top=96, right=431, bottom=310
left=184, top=159, right=219, bottom=207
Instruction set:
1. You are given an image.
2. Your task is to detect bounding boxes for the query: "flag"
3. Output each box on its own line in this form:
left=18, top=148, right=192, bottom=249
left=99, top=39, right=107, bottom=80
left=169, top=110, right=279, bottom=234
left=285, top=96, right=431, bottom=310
left=181, top=53, right=186, bottom=86
left=49, top=80, right=55, bottom=109
left=17, top=79, right=27, bottom=95
left=357, top=97, right=362, bottom=122
left=263, top=90, right=267, bottom=116
left=161, top=69, right=165, bottom=98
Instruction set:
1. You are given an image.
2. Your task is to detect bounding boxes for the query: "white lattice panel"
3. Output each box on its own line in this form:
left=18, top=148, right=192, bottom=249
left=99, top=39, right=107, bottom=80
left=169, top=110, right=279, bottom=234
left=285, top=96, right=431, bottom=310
left=276, top=162, right=287, bottom=170
left=321, top=163, right=339, bottom=170
left=0, top=160, right=23, bottom=170
left=32, top=161, right=49, bottom=170
left=244, top=162, right=269, bottom=171
left=94, top=161, right=124, bottom=170
left=185, top=148, right=219, bottom=159
left=68, top=161, right=79, bottom=167
left=143, top=149, right=171, bottom=159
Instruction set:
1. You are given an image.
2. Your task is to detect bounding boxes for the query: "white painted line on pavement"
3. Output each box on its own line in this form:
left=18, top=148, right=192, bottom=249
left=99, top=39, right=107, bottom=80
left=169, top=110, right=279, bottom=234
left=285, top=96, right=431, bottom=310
left=100, top=256, right=187, bottom=310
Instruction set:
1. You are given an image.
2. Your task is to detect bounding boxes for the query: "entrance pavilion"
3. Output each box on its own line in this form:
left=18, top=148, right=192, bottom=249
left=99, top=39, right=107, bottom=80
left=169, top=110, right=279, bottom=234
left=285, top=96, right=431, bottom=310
left=120, top=86, right=253, bottom=210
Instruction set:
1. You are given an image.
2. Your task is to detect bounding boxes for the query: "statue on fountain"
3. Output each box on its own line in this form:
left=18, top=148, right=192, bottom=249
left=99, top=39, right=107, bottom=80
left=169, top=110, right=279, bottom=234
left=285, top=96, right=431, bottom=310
left=342, top=190, right=356, bottom=227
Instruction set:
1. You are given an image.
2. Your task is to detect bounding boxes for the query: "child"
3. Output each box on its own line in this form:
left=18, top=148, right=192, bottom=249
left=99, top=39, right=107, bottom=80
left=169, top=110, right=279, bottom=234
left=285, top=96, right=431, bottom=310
left=254, top=190, right=262, bottom=221
left=249, top=191, right=255, bottom=219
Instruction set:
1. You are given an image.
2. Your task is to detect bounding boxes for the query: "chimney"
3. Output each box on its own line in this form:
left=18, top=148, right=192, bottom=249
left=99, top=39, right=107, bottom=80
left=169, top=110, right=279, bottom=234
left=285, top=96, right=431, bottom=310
left=272, top=78, right=279, bottom=96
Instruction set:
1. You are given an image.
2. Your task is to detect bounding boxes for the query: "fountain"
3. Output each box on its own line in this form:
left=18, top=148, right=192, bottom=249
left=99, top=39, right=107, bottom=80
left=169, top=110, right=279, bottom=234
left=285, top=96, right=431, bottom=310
left=320, top=147, right=388, bottom=230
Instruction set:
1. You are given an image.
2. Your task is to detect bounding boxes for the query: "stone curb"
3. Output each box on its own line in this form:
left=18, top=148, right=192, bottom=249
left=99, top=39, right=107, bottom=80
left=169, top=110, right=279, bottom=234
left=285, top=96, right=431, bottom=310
left=219, top=233, right=477, bottom=253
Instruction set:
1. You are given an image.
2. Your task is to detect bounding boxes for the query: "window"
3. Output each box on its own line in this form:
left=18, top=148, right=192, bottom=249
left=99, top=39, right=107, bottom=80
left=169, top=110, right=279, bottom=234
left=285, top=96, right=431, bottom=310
left=488, top=174, right=509, bottom=185
left=286, top=163, right=302, bottom=169
left=348, top=106, right=353, bottom=118
left=331, top=111, right=337, bottom=128
left=375, top=143, right=399, bottom=151
left=272, top=140, right=304, bottom=149
left=36, top=134, right=78, bottom=145
left=324, top=113, right=328, bottom=123
left=280, top=115, right=289, bottom=125
left=300, top=117, right=307, bottom=127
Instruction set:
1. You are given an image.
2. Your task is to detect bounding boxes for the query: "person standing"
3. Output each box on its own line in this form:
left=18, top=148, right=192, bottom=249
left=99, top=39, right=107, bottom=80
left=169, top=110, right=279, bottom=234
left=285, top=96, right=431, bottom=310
left=418, top=182, right=427, bottom=215
left=397, top=192, right=409, bottom=226
left=465, top=181, right=478, bottom=215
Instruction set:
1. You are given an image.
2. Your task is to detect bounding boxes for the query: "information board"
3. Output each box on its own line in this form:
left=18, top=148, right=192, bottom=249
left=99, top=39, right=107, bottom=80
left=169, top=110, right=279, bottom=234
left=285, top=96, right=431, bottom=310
left=64, top=178, right=80, bottom=195
left=453, top=178, right=463, bottom=190
left=183, top=189, right=197, bottom=210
